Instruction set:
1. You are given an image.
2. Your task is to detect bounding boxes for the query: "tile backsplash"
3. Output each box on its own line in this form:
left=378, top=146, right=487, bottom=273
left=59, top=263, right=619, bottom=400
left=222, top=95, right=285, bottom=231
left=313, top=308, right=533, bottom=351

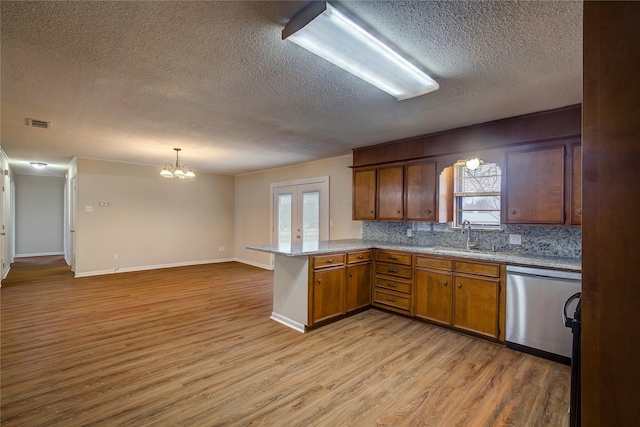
left=362, top=222, right=581, bottom=259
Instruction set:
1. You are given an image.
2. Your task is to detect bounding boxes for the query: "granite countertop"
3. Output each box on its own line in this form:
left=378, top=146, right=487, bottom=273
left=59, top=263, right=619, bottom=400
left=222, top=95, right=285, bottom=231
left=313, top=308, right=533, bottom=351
left=247, top=239, right=582, bottom=271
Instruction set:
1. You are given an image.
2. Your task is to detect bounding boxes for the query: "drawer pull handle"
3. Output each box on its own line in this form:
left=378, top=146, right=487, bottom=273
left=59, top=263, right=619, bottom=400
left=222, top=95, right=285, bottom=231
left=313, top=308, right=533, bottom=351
left=457, top=283, right=462, bottom=288
left=357, top=255, right=363, bottom=259
left=388, top=283, right=397, bottom=287
left=388, top=268, right=397, bottom=273
left=386, top=297, right=396, bottom=302
left=327, top=259, right=333, bottom=263
left=387, top=256, right=398, bottom=260
left=443, top=281, right=448, bottom=286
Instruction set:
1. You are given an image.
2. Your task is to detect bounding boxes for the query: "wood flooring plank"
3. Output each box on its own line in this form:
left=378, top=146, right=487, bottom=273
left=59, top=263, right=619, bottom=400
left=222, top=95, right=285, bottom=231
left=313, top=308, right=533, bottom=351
left=1, top=256, right=569, bottom=426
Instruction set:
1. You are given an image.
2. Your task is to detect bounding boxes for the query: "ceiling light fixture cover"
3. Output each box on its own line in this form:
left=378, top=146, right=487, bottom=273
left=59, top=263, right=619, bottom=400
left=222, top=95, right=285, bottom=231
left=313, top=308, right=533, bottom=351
left=160, top=148, right=195, bottom=179
left=30, top=162, right=48, bottom=169
left=282, top=1, right=439, bottom=100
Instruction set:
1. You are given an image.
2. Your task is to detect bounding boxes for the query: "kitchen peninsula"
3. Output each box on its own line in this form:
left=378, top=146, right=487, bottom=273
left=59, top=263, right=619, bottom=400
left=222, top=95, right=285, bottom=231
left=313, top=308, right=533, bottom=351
left=248, top=239, right=581, bottom=334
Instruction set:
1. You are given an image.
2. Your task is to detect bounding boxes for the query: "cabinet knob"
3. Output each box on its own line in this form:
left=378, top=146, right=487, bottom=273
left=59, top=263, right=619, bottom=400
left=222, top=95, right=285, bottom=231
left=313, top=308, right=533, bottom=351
left=427, top=210, right=432, bottom=214
left=397, top=210, right=401, bottom=214
left=350, top=273, right=353, bottom=277
left=327, top=259, right=333, bottom=263
left=369, top=210, right=374, bottom=213
left=386, top=297, right=396, bottom=302
left=387, top=256, right=398, bottom=260
left=318, top=279, right=322, bottom=283
left=457, top=283, right=462, bottom=288
left=443, top=281, right=448, bottom=286
left=511, top=210, right=516, bottom=215
left=357, top=255, right=363, bottom=259
left=578, top=209, right=582, bottom=215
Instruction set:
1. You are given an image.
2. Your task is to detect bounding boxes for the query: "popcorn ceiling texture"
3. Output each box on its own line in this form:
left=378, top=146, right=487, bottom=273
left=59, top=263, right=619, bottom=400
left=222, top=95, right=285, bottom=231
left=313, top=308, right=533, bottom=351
left=363, top=222, right=582, bottom=259
left=1, top=1, right=582, bottom=176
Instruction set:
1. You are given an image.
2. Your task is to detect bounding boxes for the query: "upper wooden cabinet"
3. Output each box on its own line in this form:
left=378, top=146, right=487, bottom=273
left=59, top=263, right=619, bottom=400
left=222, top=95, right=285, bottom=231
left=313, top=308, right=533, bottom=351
left=570, top=143, right=582, bottom=225
left=353, top=169, right=376, bottom=220
left=405, top=161, right=437, bottom=222
left=504, top=145, right=566, bottom=224
left=377, top=166, right=404, bottom=220
left=352, top=161, right=438, bottom=222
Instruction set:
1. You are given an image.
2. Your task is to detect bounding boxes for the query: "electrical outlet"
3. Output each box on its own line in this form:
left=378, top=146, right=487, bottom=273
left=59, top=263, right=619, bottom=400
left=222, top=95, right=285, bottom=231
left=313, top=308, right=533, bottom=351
left=113, top=253, right=118, bottom=260
left=509, top=234, right=522, bottom=245
left=218, top=246, right=225, bottom=252
left=406, top=228, right=413, bottom=237
left=85, top=206, right=93, bottom=212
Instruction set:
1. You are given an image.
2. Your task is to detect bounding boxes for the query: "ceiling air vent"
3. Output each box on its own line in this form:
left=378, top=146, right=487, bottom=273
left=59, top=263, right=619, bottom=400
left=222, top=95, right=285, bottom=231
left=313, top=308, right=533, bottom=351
left=26, top=118, right=50, bottom=129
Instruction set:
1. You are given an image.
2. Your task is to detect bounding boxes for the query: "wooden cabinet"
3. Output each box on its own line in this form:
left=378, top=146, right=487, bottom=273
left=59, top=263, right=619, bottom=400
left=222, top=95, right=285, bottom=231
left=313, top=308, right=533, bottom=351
left=352, top=161, right=438, bottom=222
left=309, top=251, right=371, bottom=326
left=353, top=169, right=376, bottom=220
left=505, top=145, right=566, bottom=224
left=570, top=143, right=582, bottom=225
left=346, top=250, right=372, bottom=312
left=310, top=253, right=345, bottom=325
left=405, top=161, right=437, bottom=222
left=414, top=255, right=504, bottom=341
left=372, top=250, right=413, bottom=315
left=377, top=166, right=404, bottom=220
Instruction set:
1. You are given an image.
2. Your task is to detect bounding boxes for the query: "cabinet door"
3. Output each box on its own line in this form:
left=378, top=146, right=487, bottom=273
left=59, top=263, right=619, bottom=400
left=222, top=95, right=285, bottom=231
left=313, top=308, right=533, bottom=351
left=353, top=169, right=377, bottom=220
left=453, top=275, right=500, bottom=339
left=406, top=161, right=437, bottom=221
left=570, top=144, right=582, bottom=225
left=377, top=166, right=404, bottom=220
left=311, top=267, right=345, bottom=324
left=346, top=263, right=371, bottom=312
left=505, top=145, right=565, bottom=224
left=415, top=269, right=452, bottom=325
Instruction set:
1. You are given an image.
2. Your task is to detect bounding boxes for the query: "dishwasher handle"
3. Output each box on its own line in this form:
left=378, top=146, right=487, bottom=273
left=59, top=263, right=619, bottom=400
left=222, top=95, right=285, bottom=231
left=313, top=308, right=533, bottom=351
left=563, top=292, right=582, bottom=328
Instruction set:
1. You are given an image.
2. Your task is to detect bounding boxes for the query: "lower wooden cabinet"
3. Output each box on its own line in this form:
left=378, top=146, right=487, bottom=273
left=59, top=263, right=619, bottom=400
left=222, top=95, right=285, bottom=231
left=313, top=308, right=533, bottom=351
left=309, top=250, right=371, bottom=326
left=414, top=269, right=452, bottom=325
left=414, top=255, right=504, bottom=341
left=311, top=267, right=345, bottom=324
left=372, top=250, right=413, bottom=315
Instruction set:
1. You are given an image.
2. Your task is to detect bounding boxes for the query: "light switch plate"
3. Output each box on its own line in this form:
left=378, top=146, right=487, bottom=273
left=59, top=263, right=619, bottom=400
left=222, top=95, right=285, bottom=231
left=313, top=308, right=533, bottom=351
left=85, top=206, right=93, bottom=212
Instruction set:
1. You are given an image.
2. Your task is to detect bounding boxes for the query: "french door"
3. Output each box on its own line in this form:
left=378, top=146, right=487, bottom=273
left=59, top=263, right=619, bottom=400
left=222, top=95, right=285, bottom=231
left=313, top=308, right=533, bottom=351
left=272, top=177, right=329, bottom=245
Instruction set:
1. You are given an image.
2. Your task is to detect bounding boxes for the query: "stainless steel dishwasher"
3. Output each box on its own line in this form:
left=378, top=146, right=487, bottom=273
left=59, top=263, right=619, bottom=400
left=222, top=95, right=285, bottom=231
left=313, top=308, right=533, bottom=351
left=506, top=265, right=581, bottom=364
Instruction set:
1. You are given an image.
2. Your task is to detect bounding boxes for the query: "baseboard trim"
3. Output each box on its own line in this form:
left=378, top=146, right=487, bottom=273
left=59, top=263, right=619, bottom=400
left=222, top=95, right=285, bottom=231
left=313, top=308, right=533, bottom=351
left=270, top=312, right=306, bottom=333
left=234, top=258, right=273, bottom=270
left=74, top=258, right=236, bottom=278
left=15, top=252, right=65, bottom=258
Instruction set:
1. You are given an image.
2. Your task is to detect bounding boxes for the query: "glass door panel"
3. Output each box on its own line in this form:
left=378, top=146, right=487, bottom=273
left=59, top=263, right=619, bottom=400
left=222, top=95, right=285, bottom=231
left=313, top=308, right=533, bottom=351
left=301, top=191, right=319, bottom=242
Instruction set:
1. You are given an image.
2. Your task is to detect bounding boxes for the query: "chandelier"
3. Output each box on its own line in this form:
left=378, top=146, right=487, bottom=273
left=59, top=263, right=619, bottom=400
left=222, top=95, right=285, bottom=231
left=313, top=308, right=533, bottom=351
left=160, top=148, right=195, bottom=179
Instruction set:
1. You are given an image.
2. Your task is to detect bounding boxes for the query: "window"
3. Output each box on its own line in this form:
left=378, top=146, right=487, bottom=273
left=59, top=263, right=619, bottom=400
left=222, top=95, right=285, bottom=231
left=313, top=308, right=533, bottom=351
left=454, top=161, right=501, bottom=228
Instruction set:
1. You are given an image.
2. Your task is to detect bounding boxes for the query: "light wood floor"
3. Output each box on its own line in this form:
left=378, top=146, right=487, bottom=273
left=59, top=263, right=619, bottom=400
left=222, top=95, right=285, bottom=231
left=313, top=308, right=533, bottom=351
left=1, top=256, right=569, bottom=426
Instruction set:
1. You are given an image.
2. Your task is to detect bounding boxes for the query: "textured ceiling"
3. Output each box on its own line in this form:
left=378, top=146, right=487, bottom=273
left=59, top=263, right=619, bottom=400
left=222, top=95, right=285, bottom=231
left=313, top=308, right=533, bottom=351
left=1, top=1, right=583, bottom=177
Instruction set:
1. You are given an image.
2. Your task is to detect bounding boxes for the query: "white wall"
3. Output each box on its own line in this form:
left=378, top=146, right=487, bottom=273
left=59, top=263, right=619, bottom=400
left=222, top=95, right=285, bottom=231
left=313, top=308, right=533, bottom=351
left=234, top=154, right=362, bottom=269
left=75, top=159, right=235, bottom=276
left=14, top=174, right=65, bottom=257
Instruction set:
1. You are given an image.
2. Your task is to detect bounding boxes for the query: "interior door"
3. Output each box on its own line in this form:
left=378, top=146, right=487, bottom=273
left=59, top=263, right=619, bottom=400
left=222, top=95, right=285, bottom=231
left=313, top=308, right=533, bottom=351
left=272, top=178, right=329, bottom=245
left=70, top=176, right=77, bottom=272
left=1, top=167, right=5, bottom=282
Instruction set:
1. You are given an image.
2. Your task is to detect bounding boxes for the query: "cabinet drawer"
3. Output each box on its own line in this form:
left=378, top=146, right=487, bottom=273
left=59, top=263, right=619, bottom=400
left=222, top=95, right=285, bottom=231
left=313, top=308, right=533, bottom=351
left=375, top=262, right=412, bottom=279
left=312, top=254, right=345, bottom=270
left=454, top=260, right=500, bottom=278
left=347, top=250, right=372, bottom=264
left=375, top=276, right=411, bottom=294
left=415, top=256, right=453, bottom=271
left=375, top=250, right=412, bottom=265
left=374, top=289, right=411, bottom=311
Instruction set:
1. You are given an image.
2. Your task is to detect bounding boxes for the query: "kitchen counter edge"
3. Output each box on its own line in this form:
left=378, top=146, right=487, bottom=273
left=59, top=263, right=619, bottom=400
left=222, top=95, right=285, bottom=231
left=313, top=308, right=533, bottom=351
left=247, top=239, right=581, bottom=272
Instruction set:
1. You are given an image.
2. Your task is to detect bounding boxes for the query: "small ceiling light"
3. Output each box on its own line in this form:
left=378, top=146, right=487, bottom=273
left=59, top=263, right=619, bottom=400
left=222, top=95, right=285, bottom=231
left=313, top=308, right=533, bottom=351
left=160, top=148, right=195, bottom=179
left=282, top=1, right=439, bottom=100
left=30, top=162, right=48, bottom=169
left=465, top=158, right=481, bottom=170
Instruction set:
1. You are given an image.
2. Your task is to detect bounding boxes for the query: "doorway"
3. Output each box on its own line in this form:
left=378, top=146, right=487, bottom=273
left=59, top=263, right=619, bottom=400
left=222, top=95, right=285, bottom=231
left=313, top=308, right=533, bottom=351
left=271, top=177, right=329, bottom=246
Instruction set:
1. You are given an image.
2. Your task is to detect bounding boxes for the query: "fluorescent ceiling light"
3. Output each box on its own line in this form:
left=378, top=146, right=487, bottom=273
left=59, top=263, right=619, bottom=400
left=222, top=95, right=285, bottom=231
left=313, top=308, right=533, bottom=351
left=283, top=1, right=439, bottom=100
left=30, top=162, right=47, bottom=169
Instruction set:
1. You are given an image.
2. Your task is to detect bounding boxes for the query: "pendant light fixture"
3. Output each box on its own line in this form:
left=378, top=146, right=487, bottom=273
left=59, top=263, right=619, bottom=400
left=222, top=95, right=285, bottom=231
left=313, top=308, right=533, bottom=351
left=282, top=1, right=439, bottom=100
left=160, top=148, right=195, bottom=179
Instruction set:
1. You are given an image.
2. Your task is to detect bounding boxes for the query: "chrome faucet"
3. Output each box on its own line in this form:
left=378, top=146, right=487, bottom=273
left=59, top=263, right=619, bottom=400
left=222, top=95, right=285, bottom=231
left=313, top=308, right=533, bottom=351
left=461, top=220, right=477, bottom=251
